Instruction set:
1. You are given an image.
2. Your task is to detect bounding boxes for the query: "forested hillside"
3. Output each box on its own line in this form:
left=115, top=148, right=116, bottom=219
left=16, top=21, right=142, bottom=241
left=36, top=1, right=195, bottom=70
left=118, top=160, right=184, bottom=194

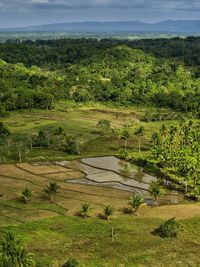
left=0, top=38, right=200, bottom=115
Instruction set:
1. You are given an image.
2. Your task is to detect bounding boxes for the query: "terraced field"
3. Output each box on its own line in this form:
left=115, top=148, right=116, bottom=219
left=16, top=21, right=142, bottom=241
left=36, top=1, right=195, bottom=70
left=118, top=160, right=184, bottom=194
left=1, top=160, right=200, bottom=266
left=0, top=105, right=200, bottom=266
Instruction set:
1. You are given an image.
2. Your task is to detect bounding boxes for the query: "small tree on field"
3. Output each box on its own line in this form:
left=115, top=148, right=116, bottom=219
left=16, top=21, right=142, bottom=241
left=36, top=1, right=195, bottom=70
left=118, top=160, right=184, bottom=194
left=103, top=205, right=114, bottom=221
left=149, top=181, right=165, bottom=204
left=152, top=218, right=181, bottom=238
left=79, top=203, right=91, bottom=219
left=21, top=188, right=32, bottom=204
left=129, top=194, right=144, bottom=216
left=134, top=126, right=145, bottom=153
left=119, top=128, right=131, bottom=150
left=44, top=182, right=59, bottom=203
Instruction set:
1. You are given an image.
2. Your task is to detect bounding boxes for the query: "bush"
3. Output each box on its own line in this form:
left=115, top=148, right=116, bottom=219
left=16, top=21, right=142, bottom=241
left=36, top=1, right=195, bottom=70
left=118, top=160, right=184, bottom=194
left=62, top=258, right=79, bottom=267
left=153, top=217, right=181, bottom=238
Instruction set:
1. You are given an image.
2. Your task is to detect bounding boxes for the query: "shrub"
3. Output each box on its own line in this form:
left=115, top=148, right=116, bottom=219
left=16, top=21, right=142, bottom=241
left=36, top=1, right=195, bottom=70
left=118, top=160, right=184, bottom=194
left=62, top=258, right=79, bottom=267
left=153, top=217, right=181, bottom=238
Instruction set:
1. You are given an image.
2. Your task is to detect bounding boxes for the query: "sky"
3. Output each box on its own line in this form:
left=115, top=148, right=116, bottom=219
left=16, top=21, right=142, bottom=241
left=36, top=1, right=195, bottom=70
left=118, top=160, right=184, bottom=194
left=0, top=0, right=199, bottom=28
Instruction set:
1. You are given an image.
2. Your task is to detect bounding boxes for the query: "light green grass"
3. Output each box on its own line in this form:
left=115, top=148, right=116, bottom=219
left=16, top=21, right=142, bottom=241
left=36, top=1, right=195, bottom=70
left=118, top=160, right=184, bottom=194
left=1, top=103, right=184, bottom=161
left=1, top=215, right=200, bottom=266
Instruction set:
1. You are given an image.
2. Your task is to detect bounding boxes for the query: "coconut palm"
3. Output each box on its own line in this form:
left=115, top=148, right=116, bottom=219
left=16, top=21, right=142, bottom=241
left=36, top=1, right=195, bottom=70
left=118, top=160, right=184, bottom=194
left=149, top=181, right=165, bottom=204
left=21, top=188, right=32, bottom=204
left=79, top=203, right=91, bottom=219
left=135, top=126, right=145, bottom=153
left=119, top=128, right=131, bottom=150
left=44, top=182, right=59, bottom=203
left=129, top=194, right=144, bottom=216
left=104, top=205, right=114, bottom=221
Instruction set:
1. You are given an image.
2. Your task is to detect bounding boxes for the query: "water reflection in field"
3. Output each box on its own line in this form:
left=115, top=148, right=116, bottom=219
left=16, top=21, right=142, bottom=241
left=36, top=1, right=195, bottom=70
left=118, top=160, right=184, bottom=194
left=55, top=156, right=185, bottom=205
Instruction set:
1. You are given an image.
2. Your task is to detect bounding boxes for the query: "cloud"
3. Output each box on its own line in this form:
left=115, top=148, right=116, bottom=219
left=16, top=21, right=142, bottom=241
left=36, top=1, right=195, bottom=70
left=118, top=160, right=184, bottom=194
left=32, top=0, right=48, bottom=3
left=0, top=0, right=199, bottom=12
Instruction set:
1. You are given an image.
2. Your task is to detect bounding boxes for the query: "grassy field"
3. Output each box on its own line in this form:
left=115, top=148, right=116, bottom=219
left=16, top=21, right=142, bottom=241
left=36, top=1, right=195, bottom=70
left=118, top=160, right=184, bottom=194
left=1, top=102, right=182, bottom=161
left=0, top=103, right=200, bottom=266
left=0, top=161, right=200, bottom=266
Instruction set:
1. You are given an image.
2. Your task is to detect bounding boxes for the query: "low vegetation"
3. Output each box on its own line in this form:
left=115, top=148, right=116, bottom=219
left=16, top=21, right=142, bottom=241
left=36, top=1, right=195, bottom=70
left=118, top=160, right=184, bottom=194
left=152, top=217, right=181, bottom=238
left=0, top=37, right=199, bottom=266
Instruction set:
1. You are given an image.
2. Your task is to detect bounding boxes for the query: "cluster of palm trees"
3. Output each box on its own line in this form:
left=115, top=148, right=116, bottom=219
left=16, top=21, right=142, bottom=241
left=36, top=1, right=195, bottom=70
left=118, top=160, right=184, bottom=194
left=151, top=120, right=200, bottom=198
left=79, top=203, right=115, bottom=221
left=119, top=125, right=145, bottom=152
left=21, top=182, right=59, bottom=204
left=21, top=180, right=165, bottom=220
left=129, top=181, right=165, bottom=216
left=78, top=181, right=165, bottom=219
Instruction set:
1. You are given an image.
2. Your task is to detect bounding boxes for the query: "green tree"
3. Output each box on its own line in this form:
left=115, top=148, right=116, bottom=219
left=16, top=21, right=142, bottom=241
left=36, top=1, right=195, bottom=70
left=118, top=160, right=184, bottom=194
left=149, top=181, right=165, bottom=203
left=129, top=194, right=144, bottom=216
left=79, top=203, right=91, bottom=219
left=119, top=128, right=131, bottom=150
left=153, top=218, right=181, bottom=238
left=103, top=205, right=114, bottom=221
left=135, top=126, right=145, bottom=153
left=44, top=182, right=59, bottom=203
left=21, top=188, right=32, bottom=204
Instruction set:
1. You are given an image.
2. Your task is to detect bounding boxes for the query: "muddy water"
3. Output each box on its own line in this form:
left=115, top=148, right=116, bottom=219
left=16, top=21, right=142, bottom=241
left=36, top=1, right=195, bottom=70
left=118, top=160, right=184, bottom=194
left=55, top=156, right=185, bottom=205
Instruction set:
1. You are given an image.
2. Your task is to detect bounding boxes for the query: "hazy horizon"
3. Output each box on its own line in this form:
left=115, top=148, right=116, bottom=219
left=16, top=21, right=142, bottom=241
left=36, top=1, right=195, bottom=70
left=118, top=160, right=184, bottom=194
left=0, top=0, right=199, bottom=28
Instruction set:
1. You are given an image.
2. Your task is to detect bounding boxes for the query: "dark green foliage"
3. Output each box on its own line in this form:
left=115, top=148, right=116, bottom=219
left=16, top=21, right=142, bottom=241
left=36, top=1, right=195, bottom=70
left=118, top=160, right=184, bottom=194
left=62, top=135, right=80, bottom=155
left=153, top=218, right=181, bottom=238
left=0, top=38, right=200, bottom=113
left=21, top=188, right=32, bottom=204
left=103, top=205, right=115, bottom=221
left=33, top=131, right=49, bottom=148
left=151, top=120, right=200, bottom=196
left=97, top=120, right=111, bottom=136
left=0, top=231, right=35, bottom=266
left=129, top=195, right=144, bottom=215
left=62, top=258, right=79, bottom=267
left=149, top=181, right=165, bottom=201
left=44, top=182, right=59, bottom=203
left=79, top=203, right=91, bottom=219
left=0, top=122, right=10, bottom=138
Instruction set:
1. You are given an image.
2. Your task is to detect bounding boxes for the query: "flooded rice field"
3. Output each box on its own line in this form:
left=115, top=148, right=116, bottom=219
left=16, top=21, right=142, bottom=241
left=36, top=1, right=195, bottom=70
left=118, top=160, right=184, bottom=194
left=55, top=156, right=185, bottom=205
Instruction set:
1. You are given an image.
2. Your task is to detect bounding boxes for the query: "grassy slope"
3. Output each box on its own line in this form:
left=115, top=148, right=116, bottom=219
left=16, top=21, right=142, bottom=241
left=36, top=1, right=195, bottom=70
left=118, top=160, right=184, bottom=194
left=0, top=103, right=200, bottom=266
left=1, top=102, right=181, bottom=161
left=1, top=212, right=200, bottom=266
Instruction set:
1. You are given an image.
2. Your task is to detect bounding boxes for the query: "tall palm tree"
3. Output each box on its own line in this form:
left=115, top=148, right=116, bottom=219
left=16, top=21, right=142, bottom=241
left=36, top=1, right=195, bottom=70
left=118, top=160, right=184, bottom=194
left=135, top=126, right=145, bottom=153
left=119, top=128, right=131, bottom=150
left=149, top=181, right=165, bottom=204
left=44, top=182, right=59, bottom=203
left=79, top=203, right=91, bottom=219
left=129, top=194, right=144, bottom=216
left=104, top=205, right=114, bottom=221
left=21, top=188, right=32, bottom=204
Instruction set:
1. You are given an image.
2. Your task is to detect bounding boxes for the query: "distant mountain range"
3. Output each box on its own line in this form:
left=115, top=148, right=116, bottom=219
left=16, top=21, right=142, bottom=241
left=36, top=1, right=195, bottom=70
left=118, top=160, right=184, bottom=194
left=1, top=20, right=200, bottom=33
